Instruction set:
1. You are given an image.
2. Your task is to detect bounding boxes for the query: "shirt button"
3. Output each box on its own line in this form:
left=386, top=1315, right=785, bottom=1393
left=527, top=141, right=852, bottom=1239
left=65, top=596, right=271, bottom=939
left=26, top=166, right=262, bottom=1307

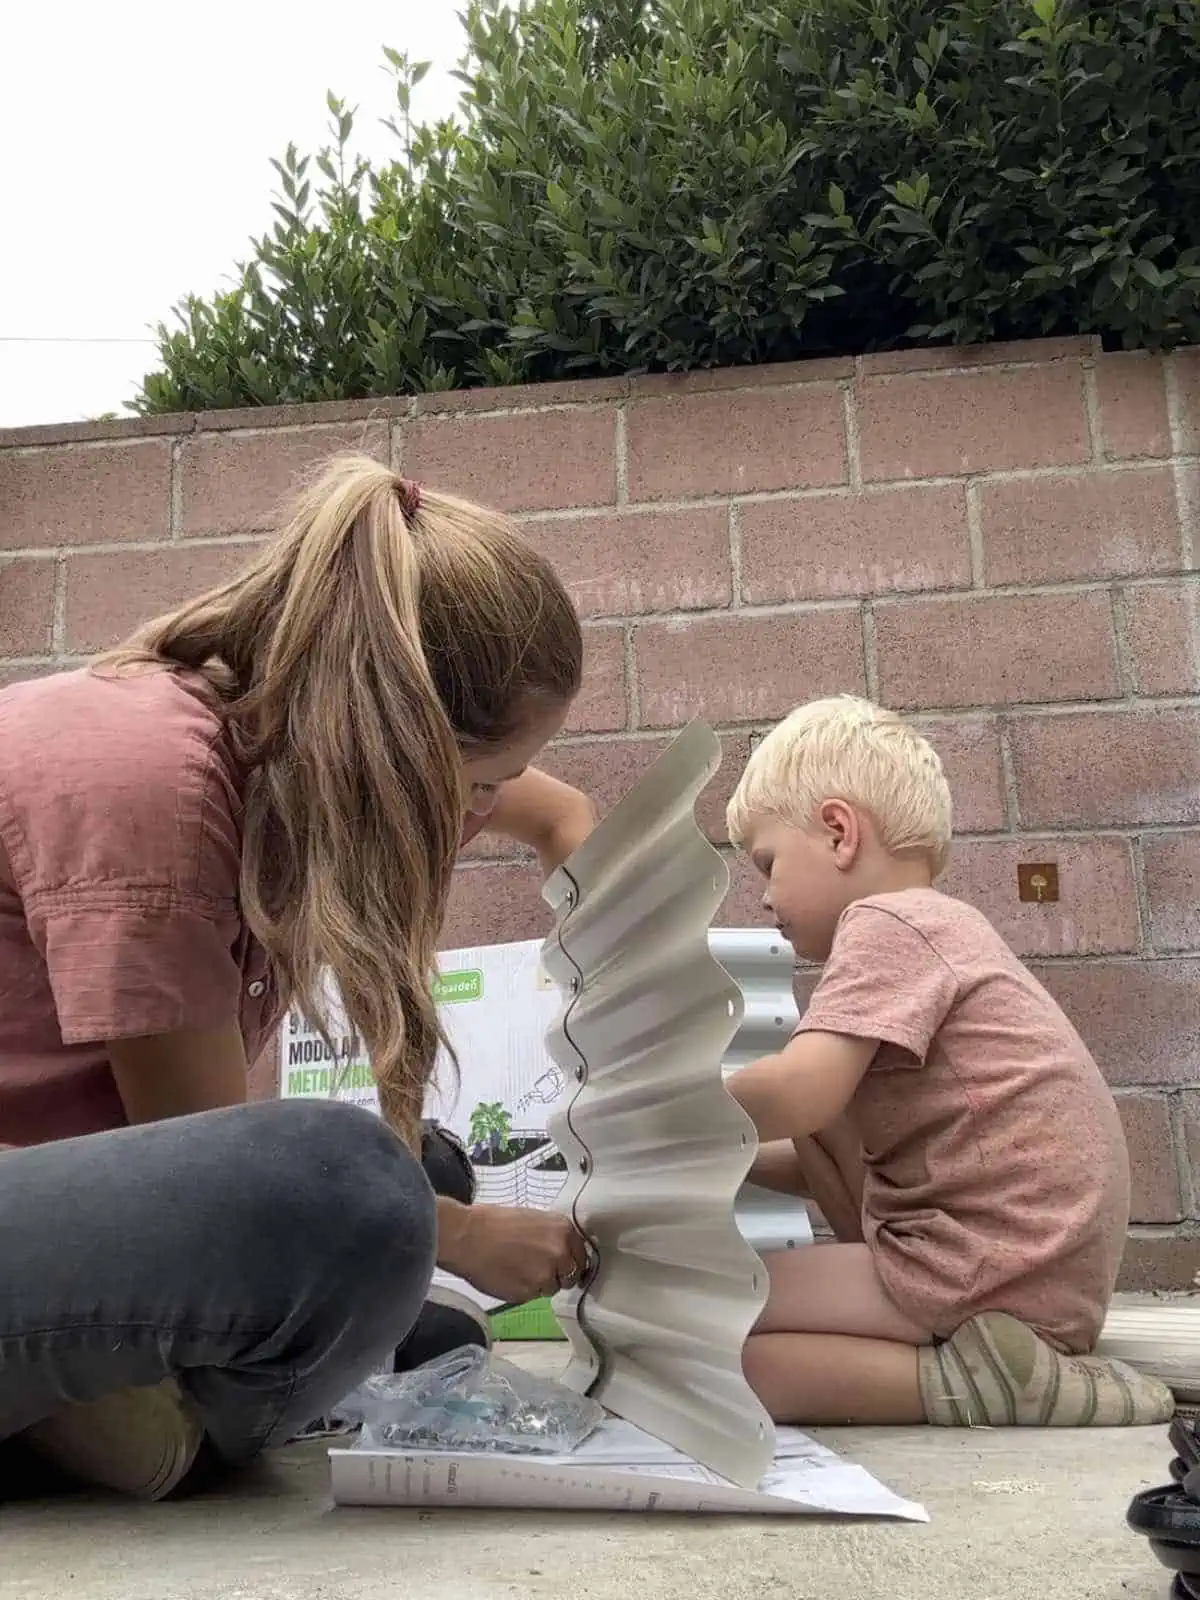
left=247, top=980, right=266, bottom=998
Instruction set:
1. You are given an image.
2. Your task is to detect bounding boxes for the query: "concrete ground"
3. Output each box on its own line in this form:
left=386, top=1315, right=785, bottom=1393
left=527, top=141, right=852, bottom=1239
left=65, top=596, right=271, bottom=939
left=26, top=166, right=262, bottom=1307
left=2, top=1341, right=1182, bottom=1600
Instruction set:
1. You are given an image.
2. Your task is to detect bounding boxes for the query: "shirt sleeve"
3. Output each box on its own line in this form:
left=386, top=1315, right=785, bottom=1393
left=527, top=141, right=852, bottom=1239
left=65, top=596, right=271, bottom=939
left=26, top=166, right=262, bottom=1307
left=796, top=901, right=959, bottom=1067
left=0, top=705, right=246, bottom=1047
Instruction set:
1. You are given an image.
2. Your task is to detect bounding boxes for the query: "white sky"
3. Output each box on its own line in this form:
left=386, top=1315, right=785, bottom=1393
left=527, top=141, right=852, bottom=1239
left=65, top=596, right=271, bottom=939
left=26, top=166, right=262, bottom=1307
left=1, top=2, right=466, bottom=428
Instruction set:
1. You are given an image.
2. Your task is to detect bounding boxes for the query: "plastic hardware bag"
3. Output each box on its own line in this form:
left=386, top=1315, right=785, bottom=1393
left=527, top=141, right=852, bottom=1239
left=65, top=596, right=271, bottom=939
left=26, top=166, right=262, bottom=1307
left=337, top=1344, right=604, bottom=1456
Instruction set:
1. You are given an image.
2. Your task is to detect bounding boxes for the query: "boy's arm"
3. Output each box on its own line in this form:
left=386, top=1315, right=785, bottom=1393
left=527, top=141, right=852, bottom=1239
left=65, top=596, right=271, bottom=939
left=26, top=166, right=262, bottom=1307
left=728, top=1032, right=877, bottom=1144
left=747, top=1138, right=811, bottom=1195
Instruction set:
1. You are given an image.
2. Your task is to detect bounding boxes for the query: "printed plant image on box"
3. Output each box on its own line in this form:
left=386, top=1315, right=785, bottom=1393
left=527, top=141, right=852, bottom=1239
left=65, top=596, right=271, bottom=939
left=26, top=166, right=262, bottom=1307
left=279, top=941, right=571, bottom=1215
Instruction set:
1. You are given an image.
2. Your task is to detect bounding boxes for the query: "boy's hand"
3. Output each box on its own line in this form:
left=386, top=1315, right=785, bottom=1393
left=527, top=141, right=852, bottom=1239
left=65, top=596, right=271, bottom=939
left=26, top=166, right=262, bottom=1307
left=436, top=1198, right=590, bottom=1302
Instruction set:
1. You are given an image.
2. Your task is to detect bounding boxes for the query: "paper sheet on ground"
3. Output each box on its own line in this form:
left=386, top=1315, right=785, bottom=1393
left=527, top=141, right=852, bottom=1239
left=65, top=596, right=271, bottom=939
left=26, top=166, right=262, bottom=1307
left=329, top=1416, right=928, bottom=1520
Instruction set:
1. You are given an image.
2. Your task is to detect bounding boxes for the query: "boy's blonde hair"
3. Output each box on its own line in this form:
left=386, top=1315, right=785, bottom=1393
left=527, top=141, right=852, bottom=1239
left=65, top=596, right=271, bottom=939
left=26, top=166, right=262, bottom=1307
left=726, top=696, right=953, bottom=875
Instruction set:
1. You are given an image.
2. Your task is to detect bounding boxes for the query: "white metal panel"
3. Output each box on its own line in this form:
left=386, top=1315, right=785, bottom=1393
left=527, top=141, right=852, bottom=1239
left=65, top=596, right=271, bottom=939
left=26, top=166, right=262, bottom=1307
left=709, top=927, right=800, bottom=1070
left=542, top=722, right=775, bottom=1491
left=710, top=929, right=813, bottom=1253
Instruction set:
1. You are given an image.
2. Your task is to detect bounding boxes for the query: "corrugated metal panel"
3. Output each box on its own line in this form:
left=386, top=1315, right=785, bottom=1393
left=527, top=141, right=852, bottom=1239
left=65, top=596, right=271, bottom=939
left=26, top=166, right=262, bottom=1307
left=709, top=927, right=800, bottom=1070
left=543, top=722, right=775, bottom=1491
left=712, top=929, right=812, bottom=1253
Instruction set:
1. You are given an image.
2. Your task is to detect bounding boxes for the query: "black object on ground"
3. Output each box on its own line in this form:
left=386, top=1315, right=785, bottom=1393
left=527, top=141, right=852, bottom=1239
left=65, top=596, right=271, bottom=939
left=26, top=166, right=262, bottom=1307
left=390, top=1123, right=489, bottom=1374
left=1127, top=1416, right=1200, bottom=1590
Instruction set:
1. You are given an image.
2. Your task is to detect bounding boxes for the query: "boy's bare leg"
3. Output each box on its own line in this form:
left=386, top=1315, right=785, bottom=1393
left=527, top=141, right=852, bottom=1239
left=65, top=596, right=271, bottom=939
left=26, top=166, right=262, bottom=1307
left=745, top=1333, right=924, bottom=1424
left=744, top=1241, right=930, bottom=1423
left=747, top=1241, right=1175, bottom=1427
left=750, top=1114, right=865, bottom=1243
left=754, top=1242, right=930, bottom=1342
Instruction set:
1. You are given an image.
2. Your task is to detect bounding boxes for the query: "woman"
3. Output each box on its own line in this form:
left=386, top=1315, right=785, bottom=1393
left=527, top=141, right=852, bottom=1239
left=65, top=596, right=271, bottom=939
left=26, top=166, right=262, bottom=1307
left=0, top=455, right=593, bottom=1499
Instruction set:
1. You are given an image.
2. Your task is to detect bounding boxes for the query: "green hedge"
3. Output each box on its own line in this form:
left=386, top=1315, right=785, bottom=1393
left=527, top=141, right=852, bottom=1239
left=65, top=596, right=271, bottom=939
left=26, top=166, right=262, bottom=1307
left=135, top=0, right=1200, bottom=414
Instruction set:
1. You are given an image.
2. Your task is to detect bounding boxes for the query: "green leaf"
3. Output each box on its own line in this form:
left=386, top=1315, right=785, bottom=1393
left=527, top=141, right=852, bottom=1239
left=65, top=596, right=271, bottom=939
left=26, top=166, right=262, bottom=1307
left=130, top=0, right=1200, bottom=418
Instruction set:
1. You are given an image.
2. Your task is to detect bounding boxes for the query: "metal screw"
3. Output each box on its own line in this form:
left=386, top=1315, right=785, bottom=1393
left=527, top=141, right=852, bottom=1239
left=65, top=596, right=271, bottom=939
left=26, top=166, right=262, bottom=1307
left=574, top=1064, right=585, bottom=1082
left=579, top=1155, right=590, bottom=1174
left=570, top=976, right=580, bottom=993
left=565, top=889, right=576, bottom=906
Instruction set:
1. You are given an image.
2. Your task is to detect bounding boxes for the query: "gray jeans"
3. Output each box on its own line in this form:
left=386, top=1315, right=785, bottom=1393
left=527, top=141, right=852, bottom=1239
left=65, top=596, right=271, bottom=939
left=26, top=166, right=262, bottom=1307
left=0, top=1099, right=435, bottom=1463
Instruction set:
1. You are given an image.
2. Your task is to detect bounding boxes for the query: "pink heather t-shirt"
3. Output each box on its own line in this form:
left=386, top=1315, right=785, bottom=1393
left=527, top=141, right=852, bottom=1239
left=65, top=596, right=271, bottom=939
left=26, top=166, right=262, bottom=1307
left=0, top=667, right=282, bottom=1146
left=0, top=667, right=491, bottom=1150
left=797, top=888, right=1130, bottom=1354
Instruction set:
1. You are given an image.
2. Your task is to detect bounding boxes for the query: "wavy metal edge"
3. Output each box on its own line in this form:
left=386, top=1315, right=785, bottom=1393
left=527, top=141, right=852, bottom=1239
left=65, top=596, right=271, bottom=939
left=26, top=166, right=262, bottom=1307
left=540, top=722, right=775, bottom=1490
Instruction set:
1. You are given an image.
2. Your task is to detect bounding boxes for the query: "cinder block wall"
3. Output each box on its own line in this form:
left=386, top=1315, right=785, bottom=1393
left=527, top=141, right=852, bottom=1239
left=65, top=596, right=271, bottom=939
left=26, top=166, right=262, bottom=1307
left=3, top=335, right=1199, bottom=1287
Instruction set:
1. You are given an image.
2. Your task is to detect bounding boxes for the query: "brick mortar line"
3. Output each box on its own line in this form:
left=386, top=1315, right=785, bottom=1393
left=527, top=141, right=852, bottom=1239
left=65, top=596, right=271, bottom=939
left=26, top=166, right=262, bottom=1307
left=168, top=440, right=184, bottom=538
left=7, top=557, right=1198, bottom=619
left=997, top=721, right=1022, bottom=830
left=622, top=623, right=640, bottom=731
left=840, top=383, right=861, bottom=491
left=1110, top=585, right=1136, bottom=697
left=1081, top=362, right=1104, bottom=463
left=1, top=351, right=1128, bottom=456
left=1167, top=1090, right=1197, bottom=1220
left=964, top=481, right=986, bottom=588
left=389, top=419, right=405, bottom=473
left=1, top=534, right=271, bottom=560
left=570, top=576, right=1192, bottom=625
left=6, top=662, right=1200, bottom=732
left=1166, top=356, right=1197, bottom=570
left=854, top=352, right=1095, bottom=385
left=5, top=452, right=1195, bottom=559
left=509, top=457, right=1200, bottom=524
left=728, top=503, right=744, bottom=607
left=1178, top=462, right=1200, bottom=573
left=49, top=557, right=67, bottom=655
left=613, top=406, right=628, bottom=508
left=6, top=643, right=1200, bottom=733
left=1130, top=833, right=1154, bottom=955
left=860, top=601, right=878, bottom=700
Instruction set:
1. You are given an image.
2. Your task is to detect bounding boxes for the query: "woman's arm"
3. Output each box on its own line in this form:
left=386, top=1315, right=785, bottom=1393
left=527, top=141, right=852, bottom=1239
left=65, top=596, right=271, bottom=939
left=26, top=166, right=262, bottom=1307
left=483, top=768, right=597, bottom=875
left=108, top=1021, right=248, bottom=1124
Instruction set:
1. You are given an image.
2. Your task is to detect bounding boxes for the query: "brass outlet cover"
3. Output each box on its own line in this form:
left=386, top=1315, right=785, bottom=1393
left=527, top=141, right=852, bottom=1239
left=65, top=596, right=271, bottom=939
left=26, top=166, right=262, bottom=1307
left=1018, top=862, right=1059, bottom=904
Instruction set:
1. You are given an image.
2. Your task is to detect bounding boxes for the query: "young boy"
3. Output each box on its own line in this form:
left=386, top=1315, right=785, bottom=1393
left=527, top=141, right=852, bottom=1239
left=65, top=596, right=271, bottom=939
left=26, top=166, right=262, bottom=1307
left=724, top=696, right=1173, bottom=1429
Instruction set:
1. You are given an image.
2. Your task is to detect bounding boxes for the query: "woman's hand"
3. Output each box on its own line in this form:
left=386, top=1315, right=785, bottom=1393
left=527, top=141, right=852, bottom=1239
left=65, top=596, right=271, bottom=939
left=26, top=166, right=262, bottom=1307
left=436, top=1197, right=590, bottom=1302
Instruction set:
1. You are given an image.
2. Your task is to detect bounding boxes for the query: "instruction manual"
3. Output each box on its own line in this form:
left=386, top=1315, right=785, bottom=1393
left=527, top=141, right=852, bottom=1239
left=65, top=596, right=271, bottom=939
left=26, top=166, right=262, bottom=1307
left=329, top=1416, right=927, bottom=1519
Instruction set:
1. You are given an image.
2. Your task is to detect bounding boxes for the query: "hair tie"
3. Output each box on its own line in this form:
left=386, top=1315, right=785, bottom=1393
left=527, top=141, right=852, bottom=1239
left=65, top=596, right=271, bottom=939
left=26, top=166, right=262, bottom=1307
left=396, top=478, right=422, bottom=524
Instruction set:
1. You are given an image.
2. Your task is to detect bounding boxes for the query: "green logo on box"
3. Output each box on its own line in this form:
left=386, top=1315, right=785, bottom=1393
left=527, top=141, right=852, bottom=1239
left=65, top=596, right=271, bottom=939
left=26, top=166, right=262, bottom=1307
left=434, top=968, right=483, bottom=1005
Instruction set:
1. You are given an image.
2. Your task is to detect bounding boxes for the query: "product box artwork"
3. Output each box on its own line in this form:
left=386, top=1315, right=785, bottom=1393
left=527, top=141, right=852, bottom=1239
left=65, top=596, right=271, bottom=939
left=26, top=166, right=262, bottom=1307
left=280, top=939, right=570, bottom=1212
